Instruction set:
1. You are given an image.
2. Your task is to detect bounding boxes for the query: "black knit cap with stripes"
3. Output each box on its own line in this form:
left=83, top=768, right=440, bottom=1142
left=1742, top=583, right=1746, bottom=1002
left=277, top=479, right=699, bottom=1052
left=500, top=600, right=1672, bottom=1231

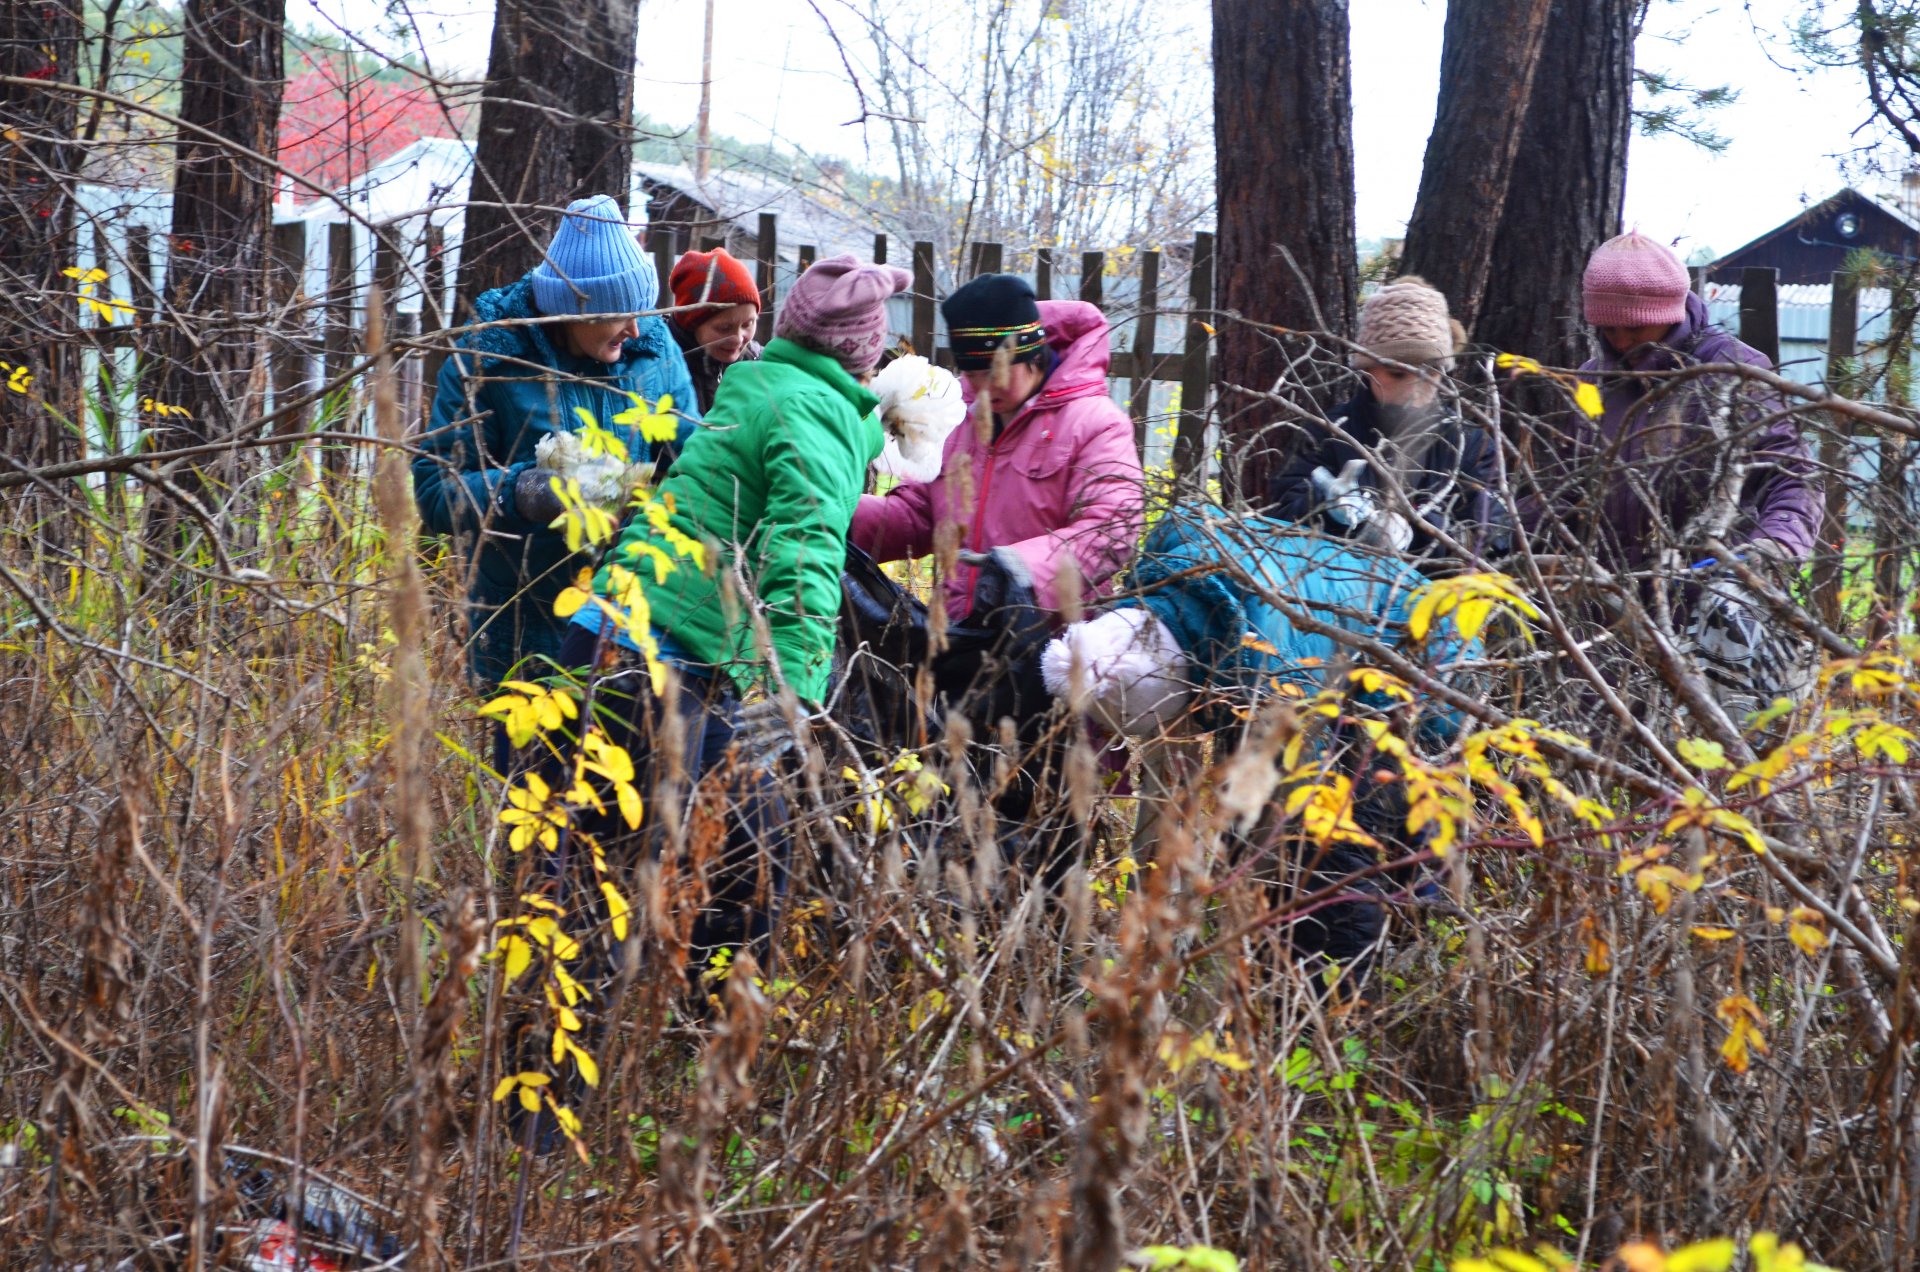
left=942, top=273, right=1048, bottom=370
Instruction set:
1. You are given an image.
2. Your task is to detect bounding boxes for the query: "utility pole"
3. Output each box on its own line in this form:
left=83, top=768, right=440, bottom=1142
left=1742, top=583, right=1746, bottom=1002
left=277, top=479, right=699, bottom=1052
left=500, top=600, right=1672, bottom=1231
left=696, top=0, right=715, bottom=182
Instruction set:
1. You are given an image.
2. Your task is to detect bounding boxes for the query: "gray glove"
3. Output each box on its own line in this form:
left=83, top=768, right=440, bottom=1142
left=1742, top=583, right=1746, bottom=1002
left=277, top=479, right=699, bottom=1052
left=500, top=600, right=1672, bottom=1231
left=736, top=696, right=823, bottom=766
left=513, top=466, right=567, bottom=527
left=1309, top=459, right=1412, bottom=551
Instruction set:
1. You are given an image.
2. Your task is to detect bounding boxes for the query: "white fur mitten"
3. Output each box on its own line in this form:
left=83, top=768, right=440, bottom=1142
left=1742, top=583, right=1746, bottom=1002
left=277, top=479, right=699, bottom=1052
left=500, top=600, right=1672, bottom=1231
left=536, top=431, right=647, bottom=509
left=870, top=355, right=966, bottom=482
left=1041, top=607, right=1192, bottom=738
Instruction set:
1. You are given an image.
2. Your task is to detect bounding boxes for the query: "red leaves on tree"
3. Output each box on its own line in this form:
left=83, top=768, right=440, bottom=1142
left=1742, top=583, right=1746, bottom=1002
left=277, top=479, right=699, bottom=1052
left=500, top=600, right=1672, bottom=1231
left=276, top=52, right=470, bottom=199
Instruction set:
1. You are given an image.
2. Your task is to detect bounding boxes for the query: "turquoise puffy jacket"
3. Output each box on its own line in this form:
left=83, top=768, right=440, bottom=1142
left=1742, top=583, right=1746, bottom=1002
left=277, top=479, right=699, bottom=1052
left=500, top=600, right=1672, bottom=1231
left=1123, top=503, right=1477, bottom=744
left=412, top=274, right=699, bottom=685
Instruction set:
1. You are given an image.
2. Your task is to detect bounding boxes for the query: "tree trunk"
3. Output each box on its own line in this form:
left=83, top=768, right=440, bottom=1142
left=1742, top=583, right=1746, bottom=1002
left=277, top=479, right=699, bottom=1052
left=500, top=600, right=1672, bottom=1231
left=459, top=0, right=641, bottom=314
left=1211, top=0, right=1357, bottom=504
left=1397, top=0, right=1553, bottom=333
left=0, top=0, right=83, bottom=469
left=149, top=0, right=285, bottom=446
left=1476, top=0, right=1636, bottom=368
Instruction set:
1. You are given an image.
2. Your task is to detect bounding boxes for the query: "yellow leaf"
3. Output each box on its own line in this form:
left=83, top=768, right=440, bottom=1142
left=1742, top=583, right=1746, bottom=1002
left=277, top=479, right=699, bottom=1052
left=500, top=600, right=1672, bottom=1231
left=1489, top=1252, right=1553, bottom=1272
left=616, top=780, right=643, bottom=829
left=1690, top=926, right=1737, bottom=941
left=1677, top=737, right=1729, bottom=771
left=499, top=934, right=532, bottom=982
left=601, top=881, right=631, bottom=940
left=569, top=1040, right=601, bottom=1088
left=491, top=1075, right=519, bottom=1102
left=1665, top=1238, right=1735, bottom=1272
left=518, top=1084, right=541, bottom=1113
left=1573, top=381, right=1604, bottom=418
left=1585, top=935, right=1612, bottom=974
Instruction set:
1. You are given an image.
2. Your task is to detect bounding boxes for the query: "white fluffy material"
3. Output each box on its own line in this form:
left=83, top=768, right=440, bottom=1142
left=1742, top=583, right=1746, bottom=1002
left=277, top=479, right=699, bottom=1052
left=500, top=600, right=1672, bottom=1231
left=536, top=431, right=646, bottom=508
left=1041, top=607, right=1193, bottom=738
left=870, top=355, right=966, bottom=482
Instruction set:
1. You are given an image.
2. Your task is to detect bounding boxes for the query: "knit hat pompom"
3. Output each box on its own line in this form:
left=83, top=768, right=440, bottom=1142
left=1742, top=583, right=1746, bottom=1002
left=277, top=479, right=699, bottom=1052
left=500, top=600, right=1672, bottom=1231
left=775, top=255, right=912, bottom=374
left=1582, top=231, right=1690, bottom=327
left=669, top=248, right=762, bottom=328
left=1354, top=274, right=1456, bottom=368
left=531, top=194, right=657, bottom=318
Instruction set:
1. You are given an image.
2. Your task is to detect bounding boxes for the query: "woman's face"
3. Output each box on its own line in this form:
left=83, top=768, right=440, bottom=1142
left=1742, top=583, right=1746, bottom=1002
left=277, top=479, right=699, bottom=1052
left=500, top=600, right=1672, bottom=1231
left=561, top=315, right=639, bottom=364
left=1598, top=323, right=1675, bottom=355
left=961, top=358, right=1047, bottom=417
left=1361, top=362, right=1440, bottom=409
left=693, top=304, right=759, bottom=364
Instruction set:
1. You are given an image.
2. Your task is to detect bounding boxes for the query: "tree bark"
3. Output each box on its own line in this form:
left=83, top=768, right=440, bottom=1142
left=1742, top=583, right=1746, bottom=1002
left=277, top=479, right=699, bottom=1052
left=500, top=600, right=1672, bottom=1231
left=459, top=0, right=641, bottom=314
left=0, top=0, right=83, bottom=469
left=1211, top=0, right=1357, bottom=503
left=1398, top=0, right=1554, bottom=333
left=149, top=0, right=285, bottom=446
left=1476, top=0, right=1636, bottom=369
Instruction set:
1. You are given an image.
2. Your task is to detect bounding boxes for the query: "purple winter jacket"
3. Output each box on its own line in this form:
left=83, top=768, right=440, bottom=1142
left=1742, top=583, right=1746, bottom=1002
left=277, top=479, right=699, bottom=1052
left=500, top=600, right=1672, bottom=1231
left=1535, top=292, right=1821, bottom=569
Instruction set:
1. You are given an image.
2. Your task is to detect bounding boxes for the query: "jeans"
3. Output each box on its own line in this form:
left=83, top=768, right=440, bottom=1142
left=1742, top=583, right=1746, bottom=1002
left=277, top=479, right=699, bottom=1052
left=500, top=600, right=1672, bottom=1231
left=553, top=625, right=791, bottom=983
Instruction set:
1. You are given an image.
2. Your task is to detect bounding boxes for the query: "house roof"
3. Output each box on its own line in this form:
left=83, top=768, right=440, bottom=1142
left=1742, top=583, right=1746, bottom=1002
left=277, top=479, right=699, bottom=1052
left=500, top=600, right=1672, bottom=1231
left=633, top=160, right=878, bottom=262
left=1709, top=187, right=1919, bottom=272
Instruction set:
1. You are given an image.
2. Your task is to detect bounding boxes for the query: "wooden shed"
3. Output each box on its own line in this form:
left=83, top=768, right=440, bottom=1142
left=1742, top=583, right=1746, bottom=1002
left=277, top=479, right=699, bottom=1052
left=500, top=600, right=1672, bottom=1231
left=1707, top=187, right=1920, bottom=285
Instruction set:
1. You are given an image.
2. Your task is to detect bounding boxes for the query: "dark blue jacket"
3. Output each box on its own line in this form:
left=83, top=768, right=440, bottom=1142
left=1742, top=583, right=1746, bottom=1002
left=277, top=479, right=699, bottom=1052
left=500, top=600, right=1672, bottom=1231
left=413, top=274, right=699, bottom=685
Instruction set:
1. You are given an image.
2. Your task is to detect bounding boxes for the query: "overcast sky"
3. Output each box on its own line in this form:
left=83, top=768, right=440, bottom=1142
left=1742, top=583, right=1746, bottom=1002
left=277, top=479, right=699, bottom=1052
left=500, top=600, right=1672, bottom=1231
left=299, top=0, right=1882, bottom=259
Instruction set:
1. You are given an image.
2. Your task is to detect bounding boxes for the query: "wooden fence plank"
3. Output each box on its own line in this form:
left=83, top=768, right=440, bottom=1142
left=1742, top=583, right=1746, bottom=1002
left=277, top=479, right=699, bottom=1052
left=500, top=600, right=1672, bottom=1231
left=873, top=233, right=888, bottom=265
left=1035, top=247, right=1053, bottom=300
left=1080, top=251, right=1104, bottom=311
left=1739, top=265, right=1780, bottom=367
left=755, top=212, right=778, bottom=344
left=270, top=220, right=309, bottom=446
left=1175, top=231, right=1214, bottom=483
left=1130, top=249, right=1161, bottom=442
left=912, top=240, right=936, bottom=358
left=798, top=244, right=816, bottom=271
left=1813, top=267, right=1861, bottom=628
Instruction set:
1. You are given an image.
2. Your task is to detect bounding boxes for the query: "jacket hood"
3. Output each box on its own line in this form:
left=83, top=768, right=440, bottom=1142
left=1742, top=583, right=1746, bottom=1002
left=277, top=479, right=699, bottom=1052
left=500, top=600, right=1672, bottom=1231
left=1037, top=299, right=1113, bottom=396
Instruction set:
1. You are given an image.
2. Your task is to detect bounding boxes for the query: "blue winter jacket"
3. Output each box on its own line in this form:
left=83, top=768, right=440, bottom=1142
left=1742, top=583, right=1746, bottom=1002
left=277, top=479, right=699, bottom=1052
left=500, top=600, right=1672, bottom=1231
left=412, top=274, right=700, bottom=685
left=1122, top=504, right=1477, bottom=744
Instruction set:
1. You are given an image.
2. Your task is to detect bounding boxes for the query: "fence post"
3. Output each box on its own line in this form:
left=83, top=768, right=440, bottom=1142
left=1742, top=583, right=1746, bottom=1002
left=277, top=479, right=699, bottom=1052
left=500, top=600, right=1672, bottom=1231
left=1175, top=231, right=1214, bottom=485
left=653, top=232, right=674, bottom=311
left=1080, top=251, right=1104, bottom=311
left=125, top=226, right=157, bottom=323
left=912, top=240, right=937, bottom=361
left=1034, top=247, right=1053, bottom=300
left=755, top=212, right=778, bottom=345
left=323, top=223, right=356, bottom=473
left=1739, top=265, right=1780, bottom=367
left=1130, top=249, right=1161, bottom=449
left=873, top=233, right=888, bottom=265
left=798, top=244, right=817, bottom=272
left=420, top=224, right=449, bottom=425
left=1814, top=268, right=1861, bottom=628
left=270, top=220, right=310, bottom=450
left=372, top=232, right=420, bottom=426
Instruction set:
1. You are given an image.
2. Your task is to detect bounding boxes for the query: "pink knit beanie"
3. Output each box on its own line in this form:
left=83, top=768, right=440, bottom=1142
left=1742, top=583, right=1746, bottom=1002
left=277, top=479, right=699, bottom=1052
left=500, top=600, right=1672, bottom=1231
left=775, top=255, right=912, bottom=374
left=1582, top=231, right=1690, bottom=326
left=1355, top=275, right=1456, bottom=366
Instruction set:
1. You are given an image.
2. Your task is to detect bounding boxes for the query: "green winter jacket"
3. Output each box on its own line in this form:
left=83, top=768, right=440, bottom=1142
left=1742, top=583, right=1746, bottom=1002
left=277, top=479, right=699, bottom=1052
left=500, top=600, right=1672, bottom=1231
left=588, top=338, right=882, bottom=702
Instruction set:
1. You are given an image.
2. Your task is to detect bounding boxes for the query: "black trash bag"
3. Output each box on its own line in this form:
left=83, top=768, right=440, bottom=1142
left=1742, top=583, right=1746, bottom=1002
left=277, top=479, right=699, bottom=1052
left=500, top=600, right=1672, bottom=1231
left=836, top=544, right=1056, bottom=753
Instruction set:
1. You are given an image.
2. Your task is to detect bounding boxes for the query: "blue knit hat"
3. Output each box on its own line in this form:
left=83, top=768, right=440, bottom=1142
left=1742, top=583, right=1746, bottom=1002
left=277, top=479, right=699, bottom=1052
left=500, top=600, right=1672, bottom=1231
left=530, top=195, right=656, bottom=317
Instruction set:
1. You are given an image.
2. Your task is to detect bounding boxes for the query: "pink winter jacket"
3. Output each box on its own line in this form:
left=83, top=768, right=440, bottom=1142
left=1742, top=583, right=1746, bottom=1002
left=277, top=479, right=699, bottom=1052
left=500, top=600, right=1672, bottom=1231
left=851, top=300, right=1145, bottom=621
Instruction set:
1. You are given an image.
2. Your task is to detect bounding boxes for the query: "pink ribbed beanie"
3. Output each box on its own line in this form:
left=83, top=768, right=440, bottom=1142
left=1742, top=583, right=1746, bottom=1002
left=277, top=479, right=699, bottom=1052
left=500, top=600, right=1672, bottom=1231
left=775, top=255, right=912, bottom=374
left=1355, top=275, right=1456, bottom=366
left=1582, top=231, right=1690, bottom=326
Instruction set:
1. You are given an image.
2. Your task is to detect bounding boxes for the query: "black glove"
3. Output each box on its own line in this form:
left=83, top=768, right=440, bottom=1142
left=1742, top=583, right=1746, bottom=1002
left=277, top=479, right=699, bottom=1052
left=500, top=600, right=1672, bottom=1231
left=512, top=467, right=567, bottom=527
left=957, top=546, right=1038, bottom=622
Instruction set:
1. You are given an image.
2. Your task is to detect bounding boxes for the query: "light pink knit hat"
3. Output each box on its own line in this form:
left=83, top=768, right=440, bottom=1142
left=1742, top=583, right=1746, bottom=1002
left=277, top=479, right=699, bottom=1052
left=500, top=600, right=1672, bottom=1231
left=1354, top=275, right=1457, bottom=366
left=775, top=255, right=912, bottom=374
left=1582, top=231, right=1690, bottom=326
